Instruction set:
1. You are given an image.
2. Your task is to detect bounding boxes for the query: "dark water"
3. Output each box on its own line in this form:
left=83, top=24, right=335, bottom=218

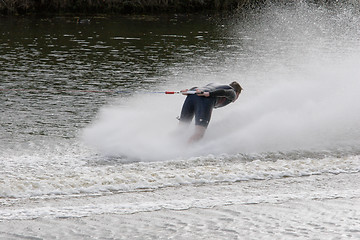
left=0, top=14, right=231, bottom=142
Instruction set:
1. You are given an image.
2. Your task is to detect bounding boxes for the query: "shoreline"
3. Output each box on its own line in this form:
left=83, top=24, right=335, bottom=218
left=0, top=0, right=252, bottom=16
left=1, top=0, right=357, bottom=16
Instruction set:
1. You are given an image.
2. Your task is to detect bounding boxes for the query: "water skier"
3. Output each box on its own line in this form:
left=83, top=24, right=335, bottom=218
left=179, top=81, right=242, bottom=143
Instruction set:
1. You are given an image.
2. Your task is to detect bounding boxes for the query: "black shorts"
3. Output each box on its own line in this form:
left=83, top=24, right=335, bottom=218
left=179, top=94, right=216, bottom=128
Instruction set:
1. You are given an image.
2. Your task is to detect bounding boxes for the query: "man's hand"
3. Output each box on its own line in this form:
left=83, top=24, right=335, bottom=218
left=181, top=88, right=209, bottom=97
left=181, top=89, right=189, bottom=95
left=196, top=89, right=210, bottom=97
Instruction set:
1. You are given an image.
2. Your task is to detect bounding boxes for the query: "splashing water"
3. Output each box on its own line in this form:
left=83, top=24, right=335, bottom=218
left=83, top=2, right=360, bottom=162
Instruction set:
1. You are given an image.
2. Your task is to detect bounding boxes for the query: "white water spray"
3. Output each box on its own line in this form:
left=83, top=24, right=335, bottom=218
left=83, top=2, right=360, bottom=161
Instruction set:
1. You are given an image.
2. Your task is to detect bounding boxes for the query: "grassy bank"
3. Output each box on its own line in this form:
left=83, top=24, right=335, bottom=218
left=1, top=0, right=358, bottom=15
left=0, top=0, right=258, bottom=15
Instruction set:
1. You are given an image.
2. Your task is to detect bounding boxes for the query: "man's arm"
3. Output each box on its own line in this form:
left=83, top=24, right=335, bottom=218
left=208, top=89, right=236, bottom=101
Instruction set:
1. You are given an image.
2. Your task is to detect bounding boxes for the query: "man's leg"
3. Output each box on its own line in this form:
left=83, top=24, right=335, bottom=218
left=188, top=125, right=207, bottom=143
left=179, top=95, right=195, bottom=125
left=189, top=97, right=215, bottom=143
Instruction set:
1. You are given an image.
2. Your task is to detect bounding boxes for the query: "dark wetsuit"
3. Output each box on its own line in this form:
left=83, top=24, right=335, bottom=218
left=179, top=83, right=237, bottom=128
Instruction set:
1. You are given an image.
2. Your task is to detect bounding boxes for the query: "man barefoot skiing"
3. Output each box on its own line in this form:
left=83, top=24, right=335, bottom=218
left=179, top=81, right=242, bottom=143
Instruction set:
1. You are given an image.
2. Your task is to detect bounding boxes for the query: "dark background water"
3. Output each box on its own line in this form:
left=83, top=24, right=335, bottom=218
left=0, top=15, right=232, bottom=142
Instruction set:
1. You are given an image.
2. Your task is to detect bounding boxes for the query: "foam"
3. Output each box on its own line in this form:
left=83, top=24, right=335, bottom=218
left=2, top=148, right=360, bottom=199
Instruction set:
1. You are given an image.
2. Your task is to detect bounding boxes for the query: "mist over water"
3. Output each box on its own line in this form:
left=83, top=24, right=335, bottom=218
left=83, top=2, right=360, bottom=161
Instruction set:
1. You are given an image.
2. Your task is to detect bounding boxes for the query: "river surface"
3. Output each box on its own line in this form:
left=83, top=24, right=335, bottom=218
left=1, top=2, right=360, bottom=239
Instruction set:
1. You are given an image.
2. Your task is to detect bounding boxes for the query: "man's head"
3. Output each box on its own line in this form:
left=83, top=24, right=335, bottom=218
left=230, top=81, right=242, bottom=100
